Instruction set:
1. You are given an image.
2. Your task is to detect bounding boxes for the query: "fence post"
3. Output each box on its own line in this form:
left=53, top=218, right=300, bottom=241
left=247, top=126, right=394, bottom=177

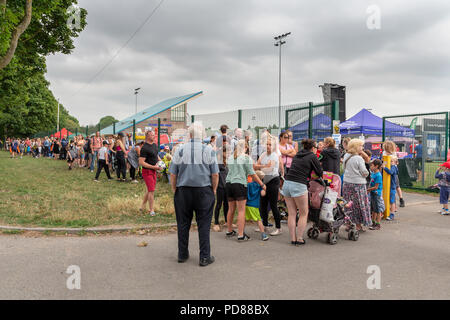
left=445, top=112, right=449, bottom=161
left=382, top=117, right=386, bottom=142
left=285, top=109, right=289, bottom=130
left=133, top=119, right=136, bottom=144
left=331, top=100, right=339, bottom=121
left=157, top=118, right=161, bottom=146
left=308, top=102, right=313, bottom=139
left=113, top=122, right=116, bottom=135
left=238, top=110, right=242, bottom=128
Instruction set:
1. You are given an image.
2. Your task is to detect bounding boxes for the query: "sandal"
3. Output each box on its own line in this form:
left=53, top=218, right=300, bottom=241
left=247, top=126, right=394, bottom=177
left=296, top=239, right=306, bottom=245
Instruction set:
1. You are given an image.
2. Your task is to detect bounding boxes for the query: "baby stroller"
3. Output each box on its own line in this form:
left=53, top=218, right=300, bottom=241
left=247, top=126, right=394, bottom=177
left=307, top=173, right=359, bottom=245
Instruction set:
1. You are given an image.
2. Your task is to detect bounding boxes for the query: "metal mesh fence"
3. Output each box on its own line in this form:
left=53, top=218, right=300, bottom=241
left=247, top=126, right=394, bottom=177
left=286, top=102, right=336, bottom=143
left=241, top=102, right=310, bottom=139
left=192, top=101, right=312, bottom=138
left=192, top=110, right=239, bottom=134
left=383, top=112, right=449, bottom=190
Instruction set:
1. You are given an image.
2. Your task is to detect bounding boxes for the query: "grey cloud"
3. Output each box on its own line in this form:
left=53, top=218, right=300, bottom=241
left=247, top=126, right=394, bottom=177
left=45, top=0, right=450, bottom=125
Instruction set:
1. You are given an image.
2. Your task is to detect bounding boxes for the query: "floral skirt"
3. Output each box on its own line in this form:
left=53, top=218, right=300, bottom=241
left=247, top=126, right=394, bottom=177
left=342, top=182, right=371, bottom=226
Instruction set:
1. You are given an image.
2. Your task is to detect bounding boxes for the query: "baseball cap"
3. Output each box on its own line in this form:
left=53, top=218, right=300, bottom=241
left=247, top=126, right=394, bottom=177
left=440, top=160, right=450, bottom=169
left=160, top=145, right=165, bottom=150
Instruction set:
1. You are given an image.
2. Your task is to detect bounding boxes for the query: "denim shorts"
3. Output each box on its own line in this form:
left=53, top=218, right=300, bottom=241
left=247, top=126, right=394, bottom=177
left=370, top=192, right=385, bottom=214
left=440, top=186, right=450, bottom=205
left=281, top=180, right=308, bottom=198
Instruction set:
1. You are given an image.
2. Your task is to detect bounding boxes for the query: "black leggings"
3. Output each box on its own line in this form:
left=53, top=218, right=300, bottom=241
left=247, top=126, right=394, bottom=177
left=130, top=166, right=136, bottom=180
left=116, top=151, right=126, bottom=179
left=260, top=176, right=281, bottom=229
left=95, top=159, right=112, bottom=180
left=214, top=187, right=229, bottom=225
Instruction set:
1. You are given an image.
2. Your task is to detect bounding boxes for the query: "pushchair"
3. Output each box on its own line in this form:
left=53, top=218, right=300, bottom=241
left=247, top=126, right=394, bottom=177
left=307, top=173, right=359, bottom=245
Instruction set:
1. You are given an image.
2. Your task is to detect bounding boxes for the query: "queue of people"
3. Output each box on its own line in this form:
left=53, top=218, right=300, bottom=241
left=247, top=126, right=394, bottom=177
left=9, top=122, right=450, bottom=268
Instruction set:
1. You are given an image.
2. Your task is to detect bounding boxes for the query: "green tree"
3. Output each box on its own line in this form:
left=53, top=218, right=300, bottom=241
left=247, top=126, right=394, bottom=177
left=99, top=116, right=118, bottom=130
left=0, top=0, right=87, bottom=70
left=0, top=0, right=87, bottom=137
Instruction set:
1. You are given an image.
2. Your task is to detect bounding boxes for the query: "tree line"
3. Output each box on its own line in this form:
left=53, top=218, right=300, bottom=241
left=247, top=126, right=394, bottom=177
left=0, top=0, right=88, bottom=138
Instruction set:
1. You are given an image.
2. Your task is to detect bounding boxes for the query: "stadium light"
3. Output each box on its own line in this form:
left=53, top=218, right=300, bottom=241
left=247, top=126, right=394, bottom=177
left=274, top=32, right=291, bottom=130
left=134, top=88, right=141, bottom=114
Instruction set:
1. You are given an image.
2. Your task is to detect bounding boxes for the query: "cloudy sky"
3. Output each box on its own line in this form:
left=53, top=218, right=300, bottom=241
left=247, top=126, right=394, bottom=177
left=46, top=0, right=450, bottom=126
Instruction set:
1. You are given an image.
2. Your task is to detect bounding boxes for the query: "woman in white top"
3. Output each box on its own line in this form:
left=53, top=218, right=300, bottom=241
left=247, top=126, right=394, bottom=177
left=342, top=139, right=371, bottom=231
left=254, top=135, right=284, bottom=236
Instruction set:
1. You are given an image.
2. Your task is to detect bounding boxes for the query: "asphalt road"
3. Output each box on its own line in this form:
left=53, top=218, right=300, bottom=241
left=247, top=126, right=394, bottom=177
left=0, top=193, right=448, bottom=300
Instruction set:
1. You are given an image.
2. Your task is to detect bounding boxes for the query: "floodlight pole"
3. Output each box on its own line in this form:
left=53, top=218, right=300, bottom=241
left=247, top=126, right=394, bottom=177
left=134, top=88, right=141, bottom=114
left=274, top=32, right=291, bottom=130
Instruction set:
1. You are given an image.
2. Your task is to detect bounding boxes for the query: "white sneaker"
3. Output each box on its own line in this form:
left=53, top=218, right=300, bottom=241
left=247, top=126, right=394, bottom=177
left=149, top=211, right=156, bottom=216
left=131, top=180, right=138, bottom=183
left=441, top=210, right=449, bottom=216
left=270, top=228, right=282, bottom=236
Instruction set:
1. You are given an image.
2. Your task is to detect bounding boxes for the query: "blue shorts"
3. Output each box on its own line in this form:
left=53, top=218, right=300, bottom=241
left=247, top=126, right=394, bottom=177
left=440, top=186, right=450, bottom=205
left=390, top=189, right=396, bottom=204
left=281, top=180, right=308, bottom=198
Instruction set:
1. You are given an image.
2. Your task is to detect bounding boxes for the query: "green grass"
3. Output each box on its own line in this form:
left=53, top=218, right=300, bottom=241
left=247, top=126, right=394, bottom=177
left=0, top=151, right=176, bottom=228
left=406, top=161, right=441, bottom=190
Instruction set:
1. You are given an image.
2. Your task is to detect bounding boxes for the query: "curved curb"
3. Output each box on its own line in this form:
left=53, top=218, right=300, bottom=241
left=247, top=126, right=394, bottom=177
left=0, top=223, right=180, bottom=234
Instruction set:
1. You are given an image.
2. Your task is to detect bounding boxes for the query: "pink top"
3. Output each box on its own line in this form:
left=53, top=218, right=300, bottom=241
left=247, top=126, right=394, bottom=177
left=280, top=143, right=294, bottom=168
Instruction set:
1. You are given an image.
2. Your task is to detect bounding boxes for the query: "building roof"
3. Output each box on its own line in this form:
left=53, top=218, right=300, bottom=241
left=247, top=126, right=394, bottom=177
left=100, top=91, right=203, bottom=135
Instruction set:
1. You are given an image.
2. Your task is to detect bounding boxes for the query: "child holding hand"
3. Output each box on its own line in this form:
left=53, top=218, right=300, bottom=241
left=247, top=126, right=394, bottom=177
left=435, top=161, right=450, bottom=215
left=383, top=156, right=399, bottom=220
left=245, top=170, right=269, bottom=241
left=368, top=159, right=385, bottom=230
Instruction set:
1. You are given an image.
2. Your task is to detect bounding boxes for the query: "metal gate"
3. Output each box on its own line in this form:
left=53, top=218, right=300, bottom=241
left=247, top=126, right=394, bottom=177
left=382, top=111, right=449, bottom=190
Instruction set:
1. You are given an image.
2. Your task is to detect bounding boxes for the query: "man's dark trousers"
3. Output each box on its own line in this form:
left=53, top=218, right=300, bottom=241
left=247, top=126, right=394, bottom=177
left=174, top=186, right=215, bottom=260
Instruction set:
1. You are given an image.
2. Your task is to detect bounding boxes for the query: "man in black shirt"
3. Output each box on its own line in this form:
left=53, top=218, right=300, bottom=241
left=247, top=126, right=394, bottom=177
left=139, top=130, right=162, bottom=216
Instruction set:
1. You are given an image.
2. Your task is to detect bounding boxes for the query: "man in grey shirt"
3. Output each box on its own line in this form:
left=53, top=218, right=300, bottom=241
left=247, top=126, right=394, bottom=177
left=169, top=123, right=219, bottom=267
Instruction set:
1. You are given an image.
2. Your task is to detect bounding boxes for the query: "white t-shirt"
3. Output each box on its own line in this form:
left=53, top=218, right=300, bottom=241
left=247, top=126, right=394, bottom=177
left=98, top=146, right=108, bottom=160
left=259, top=152, right=279, bottom=176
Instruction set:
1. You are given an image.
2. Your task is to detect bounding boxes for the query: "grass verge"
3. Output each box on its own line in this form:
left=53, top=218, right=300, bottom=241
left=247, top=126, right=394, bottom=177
left=0, top=151, right=176, bottom=228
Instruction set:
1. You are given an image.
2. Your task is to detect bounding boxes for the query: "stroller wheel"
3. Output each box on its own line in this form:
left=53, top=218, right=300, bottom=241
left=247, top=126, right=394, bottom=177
left=328, top=232, right=338, bottom=245
left=311, top=228, right=319, bottom=240
left=307, top=227, right=314, bottom=238
left=349, top=230, right=359, bottom=241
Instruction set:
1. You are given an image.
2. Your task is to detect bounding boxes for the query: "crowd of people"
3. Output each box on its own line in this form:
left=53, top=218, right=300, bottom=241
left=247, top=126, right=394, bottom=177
left=4, top=122, right=450, bottom=267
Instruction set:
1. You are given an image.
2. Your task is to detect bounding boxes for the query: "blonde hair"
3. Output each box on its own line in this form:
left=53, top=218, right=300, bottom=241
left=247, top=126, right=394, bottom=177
left=324, top=137, right=335, bottom=148
left=383, top=140, right=396, bottom=155
left=342, top=137, right=351, bottom=145
left=391, top=154, right=398, bottom=164
left=347, top=139, right=364, bottom=155
left=233, top=139, right=246, bottom=159
left=255, top=170, right=265, bottom=180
